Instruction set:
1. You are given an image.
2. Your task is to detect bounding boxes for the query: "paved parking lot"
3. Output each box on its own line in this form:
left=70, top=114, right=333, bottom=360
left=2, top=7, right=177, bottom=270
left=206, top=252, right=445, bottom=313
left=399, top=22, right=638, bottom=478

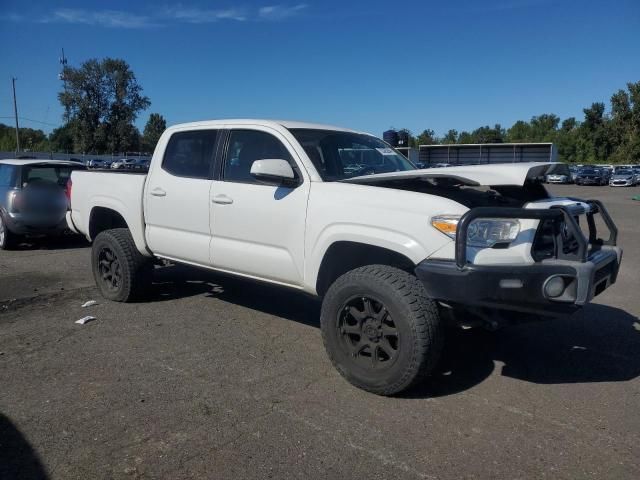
left=1, top=185, right=639, bottom=480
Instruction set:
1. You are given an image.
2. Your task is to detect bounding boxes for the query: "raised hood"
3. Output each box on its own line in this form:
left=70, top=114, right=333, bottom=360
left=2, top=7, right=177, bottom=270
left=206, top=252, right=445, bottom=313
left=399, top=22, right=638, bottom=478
left=342, top=162, right=559, bottom=187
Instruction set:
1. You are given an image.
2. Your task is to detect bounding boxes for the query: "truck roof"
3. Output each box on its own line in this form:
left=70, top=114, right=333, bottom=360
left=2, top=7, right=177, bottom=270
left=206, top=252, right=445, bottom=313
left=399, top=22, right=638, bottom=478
left=165, top=119, right=365, bottom=134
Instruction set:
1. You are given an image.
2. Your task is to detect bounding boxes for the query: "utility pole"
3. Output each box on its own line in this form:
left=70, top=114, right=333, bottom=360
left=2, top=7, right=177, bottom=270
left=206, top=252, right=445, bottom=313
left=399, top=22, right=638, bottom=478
left=12, top=77, right=20, bottom=153
left=59, top=48, right=69, bottom=119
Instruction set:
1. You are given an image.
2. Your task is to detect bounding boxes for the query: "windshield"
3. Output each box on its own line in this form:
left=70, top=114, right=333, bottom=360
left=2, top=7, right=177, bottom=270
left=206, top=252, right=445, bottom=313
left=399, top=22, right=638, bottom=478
left=579, top=168, right=597, bottom=174
left=288, top=128, right=415, bottom=181
left=617, top=169, right=633, bottom=175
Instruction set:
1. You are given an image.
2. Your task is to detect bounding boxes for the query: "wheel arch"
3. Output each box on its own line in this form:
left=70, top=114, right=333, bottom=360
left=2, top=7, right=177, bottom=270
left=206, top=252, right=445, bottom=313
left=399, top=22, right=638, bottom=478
left=314, top=241, right=416, bottom=297
left=87, top=204, right=150, bottom=256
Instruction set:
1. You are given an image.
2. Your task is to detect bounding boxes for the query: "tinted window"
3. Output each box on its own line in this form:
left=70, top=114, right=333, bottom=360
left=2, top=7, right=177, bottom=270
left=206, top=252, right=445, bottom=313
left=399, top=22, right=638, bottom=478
left=163, top=130, right=218, bottom=179
left=0, top=165, right=14, bottom=187
left=224, top=130, right=293, bottom=184
left=22, top=165, right=77, bottom=188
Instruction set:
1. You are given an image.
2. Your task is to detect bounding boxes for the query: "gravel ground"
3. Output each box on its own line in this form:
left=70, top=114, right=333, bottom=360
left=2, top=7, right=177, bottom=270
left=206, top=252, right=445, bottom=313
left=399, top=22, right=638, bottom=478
left=1, top=184, right=639, bottom=480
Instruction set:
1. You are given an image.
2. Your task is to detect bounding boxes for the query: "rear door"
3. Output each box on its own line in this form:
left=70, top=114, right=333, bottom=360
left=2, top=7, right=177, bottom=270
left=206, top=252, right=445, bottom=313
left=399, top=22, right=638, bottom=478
left=144, top=129, right=220, bottom=265
left=209, top=127, right=309, bottom=286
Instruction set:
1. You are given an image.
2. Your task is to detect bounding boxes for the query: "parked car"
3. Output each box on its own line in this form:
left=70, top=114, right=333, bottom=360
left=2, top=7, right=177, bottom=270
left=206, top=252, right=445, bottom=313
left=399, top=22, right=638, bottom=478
left=88, top=158, right=107, bottom=169
left=0, top=159, right=86, bottom=249
left=632, top=166, right=640, bottom=184
left=68, top=119, right=622, bottom=396
left=130, top=158, right=150, bottom=172
left=574, top=167, right=607, bottom=185
left=545, top=164, right=572, bottom=184
left=597, top=167, right=612, bottom=183
left=111, top=158, right=136, bottom=170
left=609, top=168, right=636, bottom=187
left=568, top=165, right=579, bottom=182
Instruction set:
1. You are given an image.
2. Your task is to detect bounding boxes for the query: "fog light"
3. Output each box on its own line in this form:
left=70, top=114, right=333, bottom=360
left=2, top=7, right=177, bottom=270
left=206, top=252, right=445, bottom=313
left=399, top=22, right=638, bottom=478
left=544, top=276, right=566, bottom=298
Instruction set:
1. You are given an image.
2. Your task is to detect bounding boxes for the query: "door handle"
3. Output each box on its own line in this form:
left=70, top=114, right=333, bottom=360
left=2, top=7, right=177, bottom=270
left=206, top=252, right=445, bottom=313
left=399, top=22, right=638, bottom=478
left=150, top=188, right=166, bottom=197
left=212, top=194, right=233, bottom=205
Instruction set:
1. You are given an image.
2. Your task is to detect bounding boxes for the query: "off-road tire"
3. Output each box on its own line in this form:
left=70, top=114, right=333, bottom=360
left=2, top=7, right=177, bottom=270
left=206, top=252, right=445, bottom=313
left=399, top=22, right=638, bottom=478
left=92, top=228, right=152, bottom=302
left=321, top=265, right=443, bottom=396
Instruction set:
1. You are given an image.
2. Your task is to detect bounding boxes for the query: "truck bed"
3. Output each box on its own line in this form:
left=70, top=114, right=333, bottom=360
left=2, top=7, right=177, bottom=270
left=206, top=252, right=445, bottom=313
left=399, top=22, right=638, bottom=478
left=69, top=170, right=149, bottom=255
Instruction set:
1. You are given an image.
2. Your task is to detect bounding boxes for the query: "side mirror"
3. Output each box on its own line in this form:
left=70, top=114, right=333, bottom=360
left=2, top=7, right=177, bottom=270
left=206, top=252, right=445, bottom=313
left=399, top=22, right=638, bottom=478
left=250, top=159, right=298, bottom=187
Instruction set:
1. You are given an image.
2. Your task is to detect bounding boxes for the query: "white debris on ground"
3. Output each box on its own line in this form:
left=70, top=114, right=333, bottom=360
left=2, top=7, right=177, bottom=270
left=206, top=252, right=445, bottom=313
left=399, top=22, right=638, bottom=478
left=75, top=316, right=96, bottom=325
left=81, top=300, right=98, bottom=308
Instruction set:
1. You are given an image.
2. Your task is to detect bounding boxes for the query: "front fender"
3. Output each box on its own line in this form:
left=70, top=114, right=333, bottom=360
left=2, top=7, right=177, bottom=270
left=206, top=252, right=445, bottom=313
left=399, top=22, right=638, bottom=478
left=304, top=223, right=450, bottom=294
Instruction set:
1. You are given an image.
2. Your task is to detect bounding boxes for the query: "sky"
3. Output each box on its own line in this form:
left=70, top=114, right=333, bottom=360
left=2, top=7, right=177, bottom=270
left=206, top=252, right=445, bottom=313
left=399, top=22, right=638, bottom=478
left=0, top=0, right=639, bottom=138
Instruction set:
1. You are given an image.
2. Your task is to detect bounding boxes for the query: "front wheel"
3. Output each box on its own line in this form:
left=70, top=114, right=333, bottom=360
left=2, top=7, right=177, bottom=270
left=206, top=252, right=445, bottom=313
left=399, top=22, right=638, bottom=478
left=320, top=265, right=443, bottom=396
left=91, top=228, right=152, bottom=302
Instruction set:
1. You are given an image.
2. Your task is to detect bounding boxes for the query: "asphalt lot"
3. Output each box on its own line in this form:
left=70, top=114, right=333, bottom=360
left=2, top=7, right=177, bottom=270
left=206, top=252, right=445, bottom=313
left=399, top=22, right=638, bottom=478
left=1, top=184, right=639, bottom=480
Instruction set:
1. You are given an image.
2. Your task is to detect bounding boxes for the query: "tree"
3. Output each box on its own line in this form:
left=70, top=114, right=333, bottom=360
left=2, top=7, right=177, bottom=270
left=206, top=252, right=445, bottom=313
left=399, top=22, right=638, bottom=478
left=0, top=123, right=48, bottom=151
left=506, top=120, right=531, bottom=142
left=529, top=114, right=559, bottom=141
left=142, top=113, right=166, bottom=153
left=441, top=129, right=458, bottom=144
left=49, top=123, right=74, bottom=152
left=416, top=129, right=437, bottom=145
left=469, top=124, right=505, bottom=143
left=59, top=58, right=150, bottom=153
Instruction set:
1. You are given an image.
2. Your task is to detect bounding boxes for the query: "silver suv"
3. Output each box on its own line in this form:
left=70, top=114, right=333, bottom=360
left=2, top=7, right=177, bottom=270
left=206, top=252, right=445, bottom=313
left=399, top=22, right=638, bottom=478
left=0, top=159, right=86, bottom=249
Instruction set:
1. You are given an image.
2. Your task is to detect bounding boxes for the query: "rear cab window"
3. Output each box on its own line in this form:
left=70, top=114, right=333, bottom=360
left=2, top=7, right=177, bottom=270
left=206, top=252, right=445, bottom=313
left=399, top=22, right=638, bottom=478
left=162, top=130, right=219, bottom=179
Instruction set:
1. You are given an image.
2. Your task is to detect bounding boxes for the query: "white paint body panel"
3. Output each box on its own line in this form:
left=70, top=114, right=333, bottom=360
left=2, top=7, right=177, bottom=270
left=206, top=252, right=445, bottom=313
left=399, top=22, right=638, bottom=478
left=69, top=171, right=150, bottom=256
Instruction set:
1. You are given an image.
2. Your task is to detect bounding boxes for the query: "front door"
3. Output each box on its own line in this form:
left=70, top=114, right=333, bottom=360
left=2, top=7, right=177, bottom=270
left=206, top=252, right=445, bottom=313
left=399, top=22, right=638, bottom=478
left=209, top=128, right=309, bottom=286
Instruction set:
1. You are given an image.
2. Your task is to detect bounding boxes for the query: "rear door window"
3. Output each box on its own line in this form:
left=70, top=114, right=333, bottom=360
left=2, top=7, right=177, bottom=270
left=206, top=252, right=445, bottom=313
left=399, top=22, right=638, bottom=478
left=162, top=130, right=218, bottom=179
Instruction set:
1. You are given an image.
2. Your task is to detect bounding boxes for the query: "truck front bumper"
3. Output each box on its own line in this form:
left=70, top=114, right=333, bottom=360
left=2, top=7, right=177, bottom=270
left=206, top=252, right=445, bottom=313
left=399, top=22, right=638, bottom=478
left=415, top=199, right=621, bottom=316
left=415, top=247, right=621, bottom=315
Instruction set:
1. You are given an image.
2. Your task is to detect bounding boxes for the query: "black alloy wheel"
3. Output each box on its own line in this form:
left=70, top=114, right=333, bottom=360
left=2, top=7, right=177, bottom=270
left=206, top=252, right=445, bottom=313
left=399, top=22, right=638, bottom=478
left=337, top=295, right=400, bottom=369
left=97, top=246, right=122, bottom=293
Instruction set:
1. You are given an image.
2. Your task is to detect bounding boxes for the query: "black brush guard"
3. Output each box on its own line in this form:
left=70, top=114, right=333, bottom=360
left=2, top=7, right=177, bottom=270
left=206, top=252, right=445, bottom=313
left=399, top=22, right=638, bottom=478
left=415, top=199, right=621, bottom=315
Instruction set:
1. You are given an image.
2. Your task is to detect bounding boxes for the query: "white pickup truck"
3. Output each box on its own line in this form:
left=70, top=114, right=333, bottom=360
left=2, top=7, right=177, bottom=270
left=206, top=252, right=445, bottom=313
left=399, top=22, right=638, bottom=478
left=68, top=119, right=622, bottom=395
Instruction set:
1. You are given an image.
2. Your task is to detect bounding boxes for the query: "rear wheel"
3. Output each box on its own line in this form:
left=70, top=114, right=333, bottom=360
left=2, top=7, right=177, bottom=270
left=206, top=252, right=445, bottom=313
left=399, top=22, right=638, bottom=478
left=0, top=214, right=20, bottom=250
left=92, top=228, right=152, bottom=302
left=321, top=265, right=443, bottom=396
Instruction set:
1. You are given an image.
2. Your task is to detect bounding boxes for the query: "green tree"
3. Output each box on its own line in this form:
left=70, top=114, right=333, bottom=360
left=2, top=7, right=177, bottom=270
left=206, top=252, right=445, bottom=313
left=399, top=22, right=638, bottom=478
left=49, top=123, right=74, bottom=152
left=441, top=129, right=458, bottom=144
left=529, top=114, right=559, bottom=141
left=470, top=124, right=505, bottom=143
left=142, top=113, right=167, bottom=152
left=0, top=123, right=48, bottom=151
left=416, top=129, right=437, bottom=145
left=59, top=58, right=150, bottom=153
left=506, top=120, right=531, bottom=142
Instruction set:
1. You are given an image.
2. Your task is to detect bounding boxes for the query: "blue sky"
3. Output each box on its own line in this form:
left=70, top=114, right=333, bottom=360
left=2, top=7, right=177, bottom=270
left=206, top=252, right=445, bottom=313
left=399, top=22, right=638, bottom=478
left=0, top=0, right=639, bottom=137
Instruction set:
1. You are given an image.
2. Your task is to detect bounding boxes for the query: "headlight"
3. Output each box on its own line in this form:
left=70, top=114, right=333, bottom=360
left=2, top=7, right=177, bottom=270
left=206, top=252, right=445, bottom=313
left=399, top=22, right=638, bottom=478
left=431, top=215, right=521, bottom=248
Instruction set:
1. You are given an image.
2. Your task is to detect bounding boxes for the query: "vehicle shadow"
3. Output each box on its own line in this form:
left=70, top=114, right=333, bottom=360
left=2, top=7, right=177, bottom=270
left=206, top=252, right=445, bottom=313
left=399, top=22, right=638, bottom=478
left=149, top=264, right=321, bottom=328
left=148, top=264, right=640, bottom=396
left=0, top=413, right=49, bottom=480
left=411, top=303, right=640, bottom=398
left=12, top=234, right=90, bottom=251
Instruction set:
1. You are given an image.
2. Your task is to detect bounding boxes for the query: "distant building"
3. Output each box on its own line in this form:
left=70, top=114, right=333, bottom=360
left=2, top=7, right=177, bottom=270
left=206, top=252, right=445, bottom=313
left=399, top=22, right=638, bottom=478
left=418, top=143, right=556, bottom=166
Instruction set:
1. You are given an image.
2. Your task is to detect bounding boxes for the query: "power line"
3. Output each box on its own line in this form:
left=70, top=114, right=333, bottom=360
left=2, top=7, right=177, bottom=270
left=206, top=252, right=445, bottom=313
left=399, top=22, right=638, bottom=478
left=0, top=116, right=59, bottom=127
